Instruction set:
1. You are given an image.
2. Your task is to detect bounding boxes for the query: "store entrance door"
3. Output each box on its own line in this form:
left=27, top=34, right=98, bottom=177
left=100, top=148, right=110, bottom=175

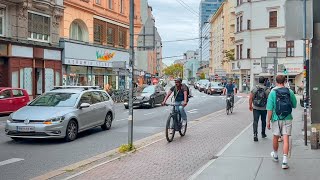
left=35, top=68, right=43, bottom=95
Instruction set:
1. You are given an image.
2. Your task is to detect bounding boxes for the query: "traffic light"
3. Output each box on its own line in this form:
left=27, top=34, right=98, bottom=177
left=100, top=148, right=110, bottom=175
left=284, top=68, right=288, bottom=75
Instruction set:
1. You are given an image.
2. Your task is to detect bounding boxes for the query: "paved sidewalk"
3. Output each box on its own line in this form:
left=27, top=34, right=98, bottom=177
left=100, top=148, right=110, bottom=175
left=194, top=106, right=320, bottom=180
left=64, top=98, right=252, bottom=180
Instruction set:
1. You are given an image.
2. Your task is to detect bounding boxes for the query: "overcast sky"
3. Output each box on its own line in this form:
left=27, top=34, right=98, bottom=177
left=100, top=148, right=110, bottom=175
left=148, top=0, right=200, bottom=65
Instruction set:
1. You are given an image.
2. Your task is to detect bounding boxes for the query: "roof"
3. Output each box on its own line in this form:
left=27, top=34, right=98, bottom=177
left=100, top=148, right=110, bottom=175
left=49, top=88, right=86, bottom=94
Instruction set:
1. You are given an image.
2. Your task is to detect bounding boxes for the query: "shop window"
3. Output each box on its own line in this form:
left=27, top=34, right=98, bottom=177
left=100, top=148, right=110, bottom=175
left=11, top=71, right=18, bottom=88
left=45, top=68, right=54, bottom=92
left=107, top=27, right=115, bottom=46
left=28, top=12, right=50, bottom=42
left=0, top=7, right=4, bottom=36
left=20, top=68, right=33, bottom=95
left=55, top=71, right=61, bottom=86
left=120, top=0, right=124, bottom=14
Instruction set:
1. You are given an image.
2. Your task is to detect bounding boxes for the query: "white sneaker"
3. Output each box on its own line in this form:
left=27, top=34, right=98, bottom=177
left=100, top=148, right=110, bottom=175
left=282, top=162, right=289, bottom=169
left=271, top=151, right=279, bottom=162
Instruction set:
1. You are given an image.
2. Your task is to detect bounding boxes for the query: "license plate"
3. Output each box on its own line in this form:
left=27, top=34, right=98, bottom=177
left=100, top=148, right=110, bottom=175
left=17, top=126, right=35, bottom=132
left=216, top=90, right=221, bottom=92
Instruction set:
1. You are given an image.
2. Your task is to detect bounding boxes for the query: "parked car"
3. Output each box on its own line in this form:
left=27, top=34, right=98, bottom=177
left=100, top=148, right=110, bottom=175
left=198, top=80, right=209, bottom=92
left=206, top=82, right=224, bottom=95
left=0, top=87, right=30, bottom=114
left=124, top=85, right=166, bottom=109
left=5, top=86, right=115, bottom=142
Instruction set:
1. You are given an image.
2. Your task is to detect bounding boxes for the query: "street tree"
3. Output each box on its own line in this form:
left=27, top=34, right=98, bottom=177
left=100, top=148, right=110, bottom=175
left=200, top=72, right=206, bottom=79
left=163, top=64, right=184, bottom=78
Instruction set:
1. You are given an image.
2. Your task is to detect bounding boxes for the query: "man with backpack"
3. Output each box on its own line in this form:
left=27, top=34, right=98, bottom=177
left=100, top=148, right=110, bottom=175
left=267, top=75, right=297, bottom=169
left=249, top=76, right=270, bottom=142
left=162, top=78, right=189, bottom=123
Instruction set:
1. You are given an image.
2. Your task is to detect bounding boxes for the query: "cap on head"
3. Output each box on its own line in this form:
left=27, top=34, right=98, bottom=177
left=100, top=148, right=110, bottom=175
left=175, top=78, right=182, bottom=83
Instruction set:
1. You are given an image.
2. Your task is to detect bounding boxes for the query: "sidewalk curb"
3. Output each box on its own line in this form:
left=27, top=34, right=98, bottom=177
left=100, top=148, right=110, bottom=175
left=188, top=121, right=253, bottom=180
left=32, top=99, right=248, bottom=180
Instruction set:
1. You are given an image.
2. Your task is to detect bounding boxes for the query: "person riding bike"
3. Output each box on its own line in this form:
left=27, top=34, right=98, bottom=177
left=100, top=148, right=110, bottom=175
left=223, top=81, right=237, bottom=107
left=162, top=78, right=188, bottom=123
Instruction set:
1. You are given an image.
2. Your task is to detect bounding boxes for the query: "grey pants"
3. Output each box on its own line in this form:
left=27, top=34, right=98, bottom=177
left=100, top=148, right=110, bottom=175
left=253, top=109, right=267, bottom=135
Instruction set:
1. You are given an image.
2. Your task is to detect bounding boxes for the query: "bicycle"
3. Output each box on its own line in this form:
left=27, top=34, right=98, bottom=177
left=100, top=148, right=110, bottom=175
left=165, top=103, right=187, bottom=142
left=226, top=94, right=234, bottom=115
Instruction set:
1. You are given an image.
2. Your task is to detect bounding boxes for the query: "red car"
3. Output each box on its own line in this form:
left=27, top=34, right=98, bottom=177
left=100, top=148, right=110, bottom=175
left=0, top=87, right=30, bottom=114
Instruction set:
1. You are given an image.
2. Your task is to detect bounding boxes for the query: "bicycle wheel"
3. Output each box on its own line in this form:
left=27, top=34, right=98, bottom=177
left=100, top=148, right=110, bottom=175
left=179, top=115, right=187, bottom=137
left=165, top=115, right=175, bottom=142
left=230, top=105, right=233, bottom=114
left=226, top=102, right=230, bottom=115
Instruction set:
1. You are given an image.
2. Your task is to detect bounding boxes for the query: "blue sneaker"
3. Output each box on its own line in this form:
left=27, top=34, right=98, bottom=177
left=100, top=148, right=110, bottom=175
left=271, top=151, right=279, bottom=162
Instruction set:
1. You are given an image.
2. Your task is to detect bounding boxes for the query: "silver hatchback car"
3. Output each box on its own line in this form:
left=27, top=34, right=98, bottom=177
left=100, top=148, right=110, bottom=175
left=5, top=86, right=115, bottom=142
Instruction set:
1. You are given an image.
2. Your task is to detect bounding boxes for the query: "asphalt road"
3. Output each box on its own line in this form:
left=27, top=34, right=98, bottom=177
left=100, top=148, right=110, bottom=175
left=0, top=87, right=240, bottom=180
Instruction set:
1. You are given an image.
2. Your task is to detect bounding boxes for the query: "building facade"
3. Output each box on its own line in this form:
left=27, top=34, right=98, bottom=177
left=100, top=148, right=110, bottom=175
left=199, top=0, right=223, bottom=28
left=183, top=50, right=200, bottom=80
left=0, top=0, right=64, bottom=98
left=60, top=0, right=142, bottom=90
left=235, top=0, right=304, bottom=92
left=209, top=0, right=236, bottom=81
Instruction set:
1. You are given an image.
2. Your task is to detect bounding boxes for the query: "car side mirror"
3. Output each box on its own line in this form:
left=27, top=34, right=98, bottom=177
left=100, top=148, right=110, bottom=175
left=79, top=103, right=91, bottom=109
left=0, top=96, right=4, bottom=99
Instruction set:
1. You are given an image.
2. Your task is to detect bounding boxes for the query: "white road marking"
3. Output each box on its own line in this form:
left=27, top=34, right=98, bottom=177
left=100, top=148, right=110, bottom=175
left=201, top=96, right=206, bottom=98
left=188, top=109, right=198, bottom=112
left=0, top=158, right=24, bottom=167
left=115, top=118, right=127, bottom=122
left=144, top=112, right=155, bottom=116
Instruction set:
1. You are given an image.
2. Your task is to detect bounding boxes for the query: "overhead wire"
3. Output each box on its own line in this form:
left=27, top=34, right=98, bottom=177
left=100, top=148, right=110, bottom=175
left=174, top=0, right=199, bottom=17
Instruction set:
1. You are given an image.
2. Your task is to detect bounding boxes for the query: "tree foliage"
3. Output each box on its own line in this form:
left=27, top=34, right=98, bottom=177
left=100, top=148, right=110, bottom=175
left=222, top=49, right=235, bottom=65
left=200, top=72, right=206, bottom=79
left=163, top=63, right=184, bottom=78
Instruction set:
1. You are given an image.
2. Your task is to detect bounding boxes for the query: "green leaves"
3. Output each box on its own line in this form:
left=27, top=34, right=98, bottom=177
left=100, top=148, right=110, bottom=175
left=163, top=63, right=184, bottom=78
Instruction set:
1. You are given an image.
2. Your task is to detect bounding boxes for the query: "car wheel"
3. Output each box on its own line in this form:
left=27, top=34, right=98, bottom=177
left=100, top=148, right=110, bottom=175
left=149, top=99, right=155, bottom=108
left=101, top=113, right=113, bottom=130
left=65, top=120, right=78, bottom=142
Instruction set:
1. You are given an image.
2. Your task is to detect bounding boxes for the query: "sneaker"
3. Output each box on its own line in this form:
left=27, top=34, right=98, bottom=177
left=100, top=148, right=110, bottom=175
left=282, top=162, right=289, bottom=169
left=271, top=151, right=279, bottom=162
left=254, top=135, right=258, bottom=142
left=262, top=134, right=267, bottom=138
left=278, top=137, right=283, bottom=142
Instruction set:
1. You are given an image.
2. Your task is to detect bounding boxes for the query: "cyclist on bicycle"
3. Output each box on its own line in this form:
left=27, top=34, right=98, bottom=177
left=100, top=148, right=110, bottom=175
left=162, top=78, right=188, bottom=122
left=223, top=81, right=237, bottom=107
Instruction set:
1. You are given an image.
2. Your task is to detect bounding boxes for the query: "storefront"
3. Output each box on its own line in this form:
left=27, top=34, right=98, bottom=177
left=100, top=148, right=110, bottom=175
left=60, top=40, right=129, bottom=90
left=0, top=42, right=62, bottom=98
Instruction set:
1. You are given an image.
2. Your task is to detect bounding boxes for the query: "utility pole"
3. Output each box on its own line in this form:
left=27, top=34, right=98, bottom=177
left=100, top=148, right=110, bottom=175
left=128, top=0, right=134, bottom=148
left=303, top=0, right=308, bottom=146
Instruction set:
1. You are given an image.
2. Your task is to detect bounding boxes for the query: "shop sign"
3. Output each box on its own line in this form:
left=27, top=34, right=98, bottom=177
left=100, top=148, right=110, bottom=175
left=44, top=49, right=61, bottom=60
left=12, top=45, right=33, bottom=58
left=145, top=73, right=151, bottom=77
left=63, top=41, right=129, bottom=68
left=0, top=44, right=8, bottom=56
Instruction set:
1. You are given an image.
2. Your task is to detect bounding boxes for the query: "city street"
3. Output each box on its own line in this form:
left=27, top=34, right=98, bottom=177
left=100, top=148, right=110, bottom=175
left=0, top=88, right=241, bottom=180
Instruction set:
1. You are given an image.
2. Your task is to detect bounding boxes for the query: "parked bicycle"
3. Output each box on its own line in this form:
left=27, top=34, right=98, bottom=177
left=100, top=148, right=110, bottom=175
left=165, top=103, right=187, bottom=142
left=226, top=94, right=234, bottom=115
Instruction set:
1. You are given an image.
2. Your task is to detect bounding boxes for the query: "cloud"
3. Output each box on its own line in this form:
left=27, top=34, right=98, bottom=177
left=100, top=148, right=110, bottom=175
left=148, top=0, right=200, bottom=65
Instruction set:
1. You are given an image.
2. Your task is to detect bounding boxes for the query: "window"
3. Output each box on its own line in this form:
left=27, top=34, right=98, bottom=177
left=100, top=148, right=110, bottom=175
left=94, top=22, right=103, bottom=44
left=70, top=21, right=83, bottom=41
left=79, top=92, right=92, bottom=105
left=119, top=29, right=126, bottom=47
left=120, top=0, right=124, bottom=14
left=28, top=13, right=50, bottom=42
left=269, top=11, right=277, bottom=28
left=108, top=0, right=113, bottom=9
left=0, top=8, right=4, bottom=36
left=269, top=41, right=277, bottom=48
left=12, top=90, right=24, bottom=97
left=95, top=0, right=101, bottom=5
left=286, top=41, right=294, bottom=57
left=237, top=17, right=239, bottom=32
left=240, top=44, right=243, bottom=59
left=232, top=63, right=236, bottom=70
left=240, top=16, right=243, bottom=31
left=0, top=90, right=11, bottom=99
left=91, top=91, right=102, bottom=104
left=247, top=48, right=251, bottom=59
left=100, top=92, right=110, bottom=101
left=247, top=20, right=251, bottom=30
left=107, top=27, right=115, bottom=46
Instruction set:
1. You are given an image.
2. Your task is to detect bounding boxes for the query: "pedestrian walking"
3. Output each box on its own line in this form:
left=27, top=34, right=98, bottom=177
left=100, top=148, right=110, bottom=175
left=249, top=77, right=270, bottom=142
left=267, top=75, right=297, bottom=169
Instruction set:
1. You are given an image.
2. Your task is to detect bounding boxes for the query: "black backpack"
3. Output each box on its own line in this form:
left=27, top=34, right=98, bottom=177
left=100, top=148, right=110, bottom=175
left=253, top=86, right=268, bottom=107
left=275, top=88, right=293, bottom=120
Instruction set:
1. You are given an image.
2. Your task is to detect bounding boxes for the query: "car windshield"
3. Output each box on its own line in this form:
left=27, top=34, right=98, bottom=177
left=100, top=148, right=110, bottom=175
left=211, top=82, right=222, bottom=87
left=142, top=86, right=155, bottom=93
left=29, top=92, right=80, bottom=107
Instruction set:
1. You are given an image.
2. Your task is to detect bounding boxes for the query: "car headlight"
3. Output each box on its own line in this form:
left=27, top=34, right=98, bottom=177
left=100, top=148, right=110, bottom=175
left=7, top=115, right=13, bottom=123
left=43, top=116, right=65, bottom=125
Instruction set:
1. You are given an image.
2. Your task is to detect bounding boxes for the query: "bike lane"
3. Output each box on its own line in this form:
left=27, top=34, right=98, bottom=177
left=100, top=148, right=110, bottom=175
left=60, top=97, right=252, bottom=180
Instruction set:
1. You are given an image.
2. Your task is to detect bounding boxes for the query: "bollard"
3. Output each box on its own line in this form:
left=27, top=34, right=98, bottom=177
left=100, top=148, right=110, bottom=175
left=310, top=128, right=319, bottom=149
